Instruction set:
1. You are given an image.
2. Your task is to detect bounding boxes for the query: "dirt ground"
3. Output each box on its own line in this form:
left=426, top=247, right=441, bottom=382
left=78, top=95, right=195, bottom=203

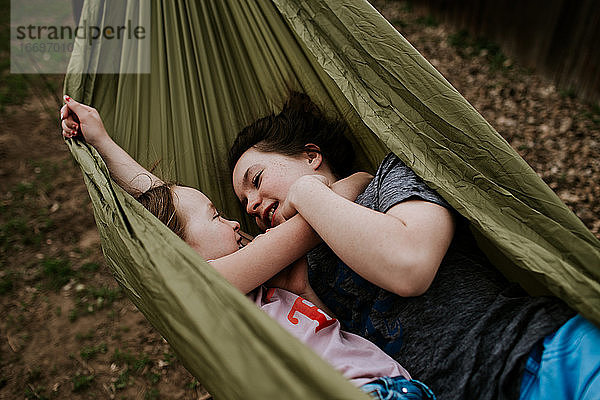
left=1, top=2, right=599, bottom=400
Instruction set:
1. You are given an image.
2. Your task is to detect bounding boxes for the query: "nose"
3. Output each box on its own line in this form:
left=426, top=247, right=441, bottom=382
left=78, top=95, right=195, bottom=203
left=245, top=193, right=261, bottom=216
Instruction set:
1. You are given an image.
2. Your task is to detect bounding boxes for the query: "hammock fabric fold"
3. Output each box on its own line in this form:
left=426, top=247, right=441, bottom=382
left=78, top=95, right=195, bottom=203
left=64, top=0, right=600, bottom=397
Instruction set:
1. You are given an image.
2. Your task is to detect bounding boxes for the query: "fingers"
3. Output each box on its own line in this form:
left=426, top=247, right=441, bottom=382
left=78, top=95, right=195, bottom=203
left=61, top=118, right=79, bottom=138
left=60, top=95, right=107, bottom=143
left=61, top=111, right=77, bottom=129
left=61, top=94, right=87, bottom=139
left=60, top=102, right=79, bottom=138
left=60, top=105, right=73, bottom=139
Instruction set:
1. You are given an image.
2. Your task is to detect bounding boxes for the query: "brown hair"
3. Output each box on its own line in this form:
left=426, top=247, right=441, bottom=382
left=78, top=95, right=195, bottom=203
left=135, top=184, right=186, bottom=240
left=228, top=91, right=356, bottom=179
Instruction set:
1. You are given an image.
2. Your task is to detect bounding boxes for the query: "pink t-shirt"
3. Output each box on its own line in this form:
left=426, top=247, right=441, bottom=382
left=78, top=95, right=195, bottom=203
left=249, top=286, right=411, bottom=387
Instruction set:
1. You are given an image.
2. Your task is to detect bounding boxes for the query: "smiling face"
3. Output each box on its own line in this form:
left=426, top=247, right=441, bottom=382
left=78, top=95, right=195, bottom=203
left=172, top=186, right=243, bottom=260
left=232, top=146, right=334, bottom=230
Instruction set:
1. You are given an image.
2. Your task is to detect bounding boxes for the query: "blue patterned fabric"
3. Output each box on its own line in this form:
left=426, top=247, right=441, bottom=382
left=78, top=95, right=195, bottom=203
left=361, top=376, right=436, bottom=400
left=315, top=258, right=405, bottom=356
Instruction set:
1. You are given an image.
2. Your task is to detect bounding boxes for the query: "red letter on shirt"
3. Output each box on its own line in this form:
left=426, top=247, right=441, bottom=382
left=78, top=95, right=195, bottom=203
left=287, top=297, right=336, bottom=333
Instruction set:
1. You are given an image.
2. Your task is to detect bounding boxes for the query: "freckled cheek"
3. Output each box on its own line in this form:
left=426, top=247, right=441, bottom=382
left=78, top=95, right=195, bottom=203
left=265, top=172, right=295, bottom=199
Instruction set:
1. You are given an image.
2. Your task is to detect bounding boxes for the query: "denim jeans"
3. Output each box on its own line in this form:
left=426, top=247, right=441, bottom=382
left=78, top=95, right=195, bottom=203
left=361, top=376, right=436, bottom=400
left=519, top=314, right=600, bottom=400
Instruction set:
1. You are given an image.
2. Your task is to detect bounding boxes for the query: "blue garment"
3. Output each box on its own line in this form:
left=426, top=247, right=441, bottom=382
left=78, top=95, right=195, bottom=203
left=519, top=314, right=600, bottom=400
left=361, top=376, right=436, bottom=400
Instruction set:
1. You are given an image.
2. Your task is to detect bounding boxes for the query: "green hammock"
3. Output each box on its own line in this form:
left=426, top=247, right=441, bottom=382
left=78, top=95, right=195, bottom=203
left=64, top=0, right=600, bottom=398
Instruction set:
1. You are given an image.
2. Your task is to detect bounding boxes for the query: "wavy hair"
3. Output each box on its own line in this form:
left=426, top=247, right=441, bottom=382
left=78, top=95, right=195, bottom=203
left=228, top=92, right=355, bottom=178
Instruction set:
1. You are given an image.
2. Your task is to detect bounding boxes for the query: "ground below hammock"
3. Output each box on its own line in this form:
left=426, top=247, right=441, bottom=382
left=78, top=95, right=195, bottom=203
left=1, top=1, right=599, bottom=399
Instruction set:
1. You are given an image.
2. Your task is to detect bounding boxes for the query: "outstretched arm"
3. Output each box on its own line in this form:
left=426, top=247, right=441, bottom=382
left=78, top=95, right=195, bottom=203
left=58, top=96, right=310, bottom=293
left=59, top=97, right=312, bottom=293
left=60, top=95, right=162, bottom=196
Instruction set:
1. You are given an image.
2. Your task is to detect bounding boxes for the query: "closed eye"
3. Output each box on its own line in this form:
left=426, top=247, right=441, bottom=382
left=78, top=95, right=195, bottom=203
left=252, top=171, right=263, bottom=188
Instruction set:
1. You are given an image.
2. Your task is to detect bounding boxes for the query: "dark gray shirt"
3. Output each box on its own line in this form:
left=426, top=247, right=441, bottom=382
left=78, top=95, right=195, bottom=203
left=307, top=153, right=574, bottom=400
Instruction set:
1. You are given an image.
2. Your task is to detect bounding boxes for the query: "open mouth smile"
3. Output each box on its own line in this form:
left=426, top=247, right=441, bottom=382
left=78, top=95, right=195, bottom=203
left=263, top=202, right=279, bottom=229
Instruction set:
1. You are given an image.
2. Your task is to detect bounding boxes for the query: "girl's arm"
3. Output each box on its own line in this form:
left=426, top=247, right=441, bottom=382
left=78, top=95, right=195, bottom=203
left=282, top=175, right=455, bottom=297
left=211, top=173, right=372, bottom=294
left=60, top=98, right=308, bottom=293
left=211, top=214, right=320, bottom=294
left=61, top=96, right=162, bottom=196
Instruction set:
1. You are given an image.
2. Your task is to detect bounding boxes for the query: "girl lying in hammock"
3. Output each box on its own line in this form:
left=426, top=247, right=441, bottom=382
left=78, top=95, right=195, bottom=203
left=227, top=92, right=600, bottom=400
left=60, top=95, right=436, bottom=400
